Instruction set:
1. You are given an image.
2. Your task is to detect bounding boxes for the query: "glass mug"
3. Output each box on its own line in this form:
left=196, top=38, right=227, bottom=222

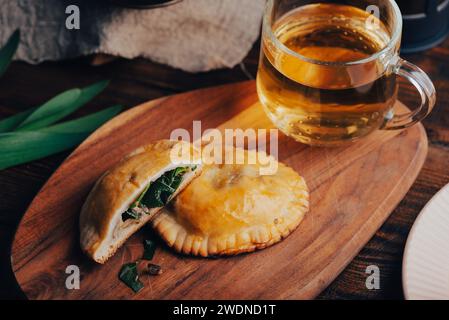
left=257, top=0, right=436, bottom=146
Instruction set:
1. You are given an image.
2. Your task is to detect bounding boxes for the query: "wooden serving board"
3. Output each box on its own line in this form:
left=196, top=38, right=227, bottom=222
left=11, top=81, right=427, bottom=300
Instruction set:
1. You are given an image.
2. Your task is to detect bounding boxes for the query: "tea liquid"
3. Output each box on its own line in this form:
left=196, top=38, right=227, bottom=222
left=257, top=3, right=398, bottom=145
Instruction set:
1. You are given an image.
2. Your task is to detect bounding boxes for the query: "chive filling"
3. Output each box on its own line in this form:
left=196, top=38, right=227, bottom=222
left=121, top=166, right=192, bottom=222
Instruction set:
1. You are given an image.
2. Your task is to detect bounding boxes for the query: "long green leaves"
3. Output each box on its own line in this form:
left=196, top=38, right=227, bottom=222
left=0, top=106, right=121, bottom=170
left=70, top=80, right=110, bottom=112
left=16, top=80, right=110, bottom=131
left=15, top=89, right=82, bottom=131
left=41, top=105, right=121, bottom=133
left=0, top=131, right=89, bottom=170
left=0, top=80, right=111, bottom=133
left=0, top=108, right=36, bottom=133
left=0, top=30, right=123, bottom=170
left=0, top=30, right=20, bottom=78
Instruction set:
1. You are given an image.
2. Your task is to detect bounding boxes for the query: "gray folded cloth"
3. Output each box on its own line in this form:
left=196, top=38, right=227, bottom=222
left=0, top=0, right=265, bottom=72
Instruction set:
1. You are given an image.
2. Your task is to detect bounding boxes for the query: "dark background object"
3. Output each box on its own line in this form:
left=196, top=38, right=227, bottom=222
left=108, top=0, right=183, bottom=9
left=397, top=0, right=449, bottom=53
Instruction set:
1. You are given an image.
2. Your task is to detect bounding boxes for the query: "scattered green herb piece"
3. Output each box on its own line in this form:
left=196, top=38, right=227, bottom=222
left=147, top=263, right=162, bottom=275
left=119, top=262, right=144, bottom=293
left=143, top=239, right=157, bottom=260
left=140, top=167, right=189, bottom=208
left=0, top=30, right=20, bottom=78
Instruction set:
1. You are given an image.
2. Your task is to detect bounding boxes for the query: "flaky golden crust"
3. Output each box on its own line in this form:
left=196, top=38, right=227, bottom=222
left=152, top=148, right=309, bottom=257
left=80, top=140, right=202, bottom=263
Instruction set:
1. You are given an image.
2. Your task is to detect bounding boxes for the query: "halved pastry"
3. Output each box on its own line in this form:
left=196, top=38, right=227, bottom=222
left=80, top=140, right=202, bottom=264
left=152, top=147, right=309, bottom=257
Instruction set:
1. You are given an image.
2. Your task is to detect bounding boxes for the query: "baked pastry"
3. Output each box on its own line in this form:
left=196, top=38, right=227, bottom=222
left=152, top=147, right=309, bottom=257
left=80, top=140, right=202, bottom=263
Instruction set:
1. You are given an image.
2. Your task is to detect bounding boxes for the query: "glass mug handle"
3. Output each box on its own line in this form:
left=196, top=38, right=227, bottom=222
left=384, top=57, right=437, bottom=130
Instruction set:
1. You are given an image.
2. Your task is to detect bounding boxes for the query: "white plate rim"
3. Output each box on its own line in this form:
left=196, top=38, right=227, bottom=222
left=402, top=182, right=449, bottom=300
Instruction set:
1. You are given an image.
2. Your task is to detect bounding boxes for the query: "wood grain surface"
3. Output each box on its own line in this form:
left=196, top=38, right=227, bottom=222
left=1, top=38, right=448, bottom=299
left=10, top=81, right=427, bottom=299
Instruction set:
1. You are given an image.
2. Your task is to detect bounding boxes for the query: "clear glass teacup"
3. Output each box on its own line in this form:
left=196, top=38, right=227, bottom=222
left=257, top=0, right=436, bottom=146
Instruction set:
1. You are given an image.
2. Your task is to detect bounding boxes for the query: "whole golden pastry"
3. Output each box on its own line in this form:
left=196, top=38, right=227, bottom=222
left=153, top=147, right=309, bottom=257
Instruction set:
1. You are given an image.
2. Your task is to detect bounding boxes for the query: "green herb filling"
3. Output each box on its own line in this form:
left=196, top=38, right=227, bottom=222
left=121, top=166, right=191, bottom=222
left=142, top=239, right=157, bottom=261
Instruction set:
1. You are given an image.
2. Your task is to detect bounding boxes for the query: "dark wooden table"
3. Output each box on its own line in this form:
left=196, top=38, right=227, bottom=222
left=0, top=37, right=448, bottom=300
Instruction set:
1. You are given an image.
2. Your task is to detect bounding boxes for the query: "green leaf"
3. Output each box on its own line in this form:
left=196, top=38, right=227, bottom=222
left=143, top=239, right=156, bottom=261
left=0, top=105, right=121, bottom=170
left=119, top=262, right=144, bottom=293
left=41, top=105, right=122, bottom=133
left=15, top=88, right=82, bottom=131
left=0, top=107, right=36, bottom=133
left=16, top=80, right=110, bottom=131
left=0, top=30, right=20, bottom=78
left=71, top=80, right=110, bottom=111
left=0, top=131, right=88, bottom=170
